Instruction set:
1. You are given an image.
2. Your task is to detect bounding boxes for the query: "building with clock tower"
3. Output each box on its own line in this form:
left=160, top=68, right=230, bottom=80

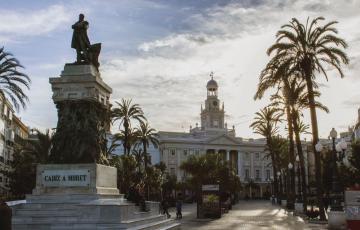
left=156, top=73, right=280, bottom=199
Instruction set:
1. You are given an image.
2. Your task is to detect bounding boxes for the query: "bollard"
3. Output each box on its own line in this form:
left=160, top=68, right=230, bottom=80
left=0, top=200, right=12, bottom=230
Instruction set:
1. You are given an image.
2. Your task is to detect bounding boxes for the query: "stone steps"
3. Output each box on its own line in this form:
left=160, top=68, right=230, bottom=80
left=12, top=214, right=176, bottom=229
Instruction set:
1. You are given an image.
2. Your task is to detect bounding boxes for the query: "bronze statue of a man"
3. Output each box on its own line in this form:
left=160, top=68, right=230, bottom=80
left=71, top=14, right=91, bottom=63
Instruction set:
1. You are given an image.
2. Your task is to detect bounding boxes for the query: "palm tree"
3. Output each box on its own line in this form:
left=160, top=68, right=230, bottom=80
left=259, top=17, right=349, bottom=220
left=250, top=106, right=282, bottom=199
left=0, top=47, right=30, bottom=110
left=134, top=122, right=159, bottom=170
left=111, top=99, right=146, bottom=155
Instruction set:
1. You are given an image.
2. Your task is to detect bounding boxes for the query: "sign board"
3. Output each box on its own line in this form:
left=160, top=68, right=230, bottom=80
left=199, top=184, right=221, bottom=218
left=345, top=191, right=360, bottom=221
left=202, top=184, right=220, bottom=191
left=41, top=169, right=90, bottom=187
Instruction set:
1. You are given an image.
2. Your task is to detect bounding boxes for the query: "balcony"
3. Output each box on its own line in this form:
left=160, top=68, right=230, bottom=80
left=5, top=128, right=14, bottom=143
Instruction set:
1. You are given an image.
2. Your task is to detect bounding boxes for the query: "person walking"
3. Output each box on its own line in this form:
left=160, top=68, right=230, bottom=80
left=161, top=198, right=171, bottom=218
left=176, top=194, right=183, bottom=219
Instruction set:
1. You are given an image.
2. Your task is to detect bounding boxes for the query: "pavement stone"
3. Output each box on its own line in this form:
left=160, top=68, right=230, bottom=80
left=168, top=200, right=328, bottom=230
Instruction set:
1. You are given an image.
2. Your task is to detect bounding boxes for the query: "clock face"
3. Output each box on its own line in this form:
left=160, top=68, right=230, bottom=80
left=213, top=101, right=218, bottom=106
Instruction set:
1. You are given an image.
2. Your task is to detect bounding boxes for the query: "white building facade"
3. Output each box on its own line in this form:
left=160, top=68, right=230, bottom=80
left=0, top=95, right=16, bottom=195
left=158, top=77, right=273, bottom=198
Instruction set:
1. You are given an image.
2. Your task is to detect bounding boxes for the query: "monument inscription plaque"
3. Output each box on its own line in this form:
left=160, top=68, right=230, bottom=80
left=41, top=169, right=90, bottom=187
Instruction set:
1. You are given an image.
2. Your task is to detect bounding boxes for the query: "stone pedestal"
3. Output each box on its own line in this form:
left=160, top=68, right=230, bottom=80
left=12, top=164, right=179, bottom=230
left=49, top=64, right=112, bottom=106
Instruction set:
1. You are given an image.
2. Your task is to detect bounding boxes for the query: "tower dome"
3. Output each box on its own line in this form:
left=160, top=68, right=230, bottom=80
left=206, top=77, right=218, bottom=89
left=206, top=72, right=218, bottom=97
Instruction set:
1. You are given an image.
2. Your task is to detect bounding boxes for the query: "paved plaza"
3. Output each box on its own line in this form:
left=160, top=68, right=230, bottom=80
left=169, top=201, right=327, bottom=230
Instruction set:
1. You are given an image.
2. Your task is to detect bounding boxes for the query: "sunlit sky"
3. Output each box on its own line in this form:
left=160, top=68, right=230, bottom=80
left=1, top=0, right=360, bottom=139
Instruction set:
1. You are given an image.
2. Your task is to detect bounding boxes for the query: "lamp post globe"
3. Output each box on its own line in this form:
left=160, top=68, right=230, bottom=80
left=288, top=162, right=293, bottom=169
left=295, top=155, right=300, bottom=162
left=277, top=171, right=281, bottom=177
left=330, top=127, right=338, bottom=139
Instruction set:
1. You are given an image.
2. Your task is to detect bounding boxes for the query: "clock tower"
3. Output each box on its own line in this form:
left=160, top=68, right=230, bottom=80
left=201, top=73, right=225, bottom=130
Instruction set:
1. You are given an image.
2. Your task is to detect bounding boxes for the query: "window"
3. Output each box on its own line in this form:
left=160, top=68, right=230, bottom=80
left=170, top=149, right=175, bottom=156
left=245, top=153, right=250, bottom=160
left=255, top=170, right=260, bottom=180
left=245, top=169, right=249, bottom=179
left=170, top=168, right=176, bottom=175
left=184, top=150, right=187, bottom=156
left=195, top=150, right=199, bottom=155
left=266, top=170, right=270, bottom=180
left=255, top=153, right=260, bottom=160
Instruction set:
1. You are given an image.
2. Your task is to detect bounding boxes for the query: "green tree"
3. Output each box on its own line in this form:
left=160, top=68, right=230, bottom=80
left=4, top=130, right=52, bottom=197
left=258, top=17, right=349, bottom=220
left=109, top=154, right=137, bottom=194
left=180, top=153, right=241, bottom=204
left=134, top=122, right=159, bottom=171
left=111, top=99, right=145, bottom=155
left=0, top=47, right=30, bottom=110
left=250, top=106, right=281, bottom=199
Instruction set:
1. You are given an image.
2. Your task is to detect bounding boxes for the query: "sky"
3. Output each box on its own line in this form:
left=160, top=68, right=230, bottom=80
left=1, top=0, right=360, bottom=139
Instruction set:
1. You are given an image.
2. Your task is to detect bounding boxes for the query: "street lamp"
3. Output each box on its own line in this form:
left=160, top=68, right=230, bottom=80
left=288, top=162, right=295, bottom=209
left=329, top=128, right=343, bottom=212
left=295, top=155, right=302, bottom=202
left=277, top=171, right=282, bottom=204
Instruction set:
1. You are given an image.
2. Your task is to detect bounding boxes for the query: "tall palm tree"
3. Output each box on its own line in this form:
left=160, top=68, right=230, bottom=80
left=134, top=122, right=159, bottom=200
left=260, top=17, right=349, bottom=220
left=250, top=106, right=282, bottom=199
left=134, top=122, right=159, bottom=170
left=111, top=99, right=146, bottom=155
left=272, top=77, right=328, bottom=211
left=0, top=47, right=30, bottom=110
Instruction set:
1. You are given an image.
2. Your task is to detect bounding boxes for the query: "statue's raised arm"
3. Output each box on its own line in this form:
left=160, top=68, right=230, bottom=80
left=71, top=14, right=101, bottom=69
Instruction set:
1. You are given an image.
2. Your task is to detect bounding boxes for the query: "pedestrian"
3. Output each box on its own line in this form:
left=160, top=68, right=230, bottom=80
left=161, top=198, right=171, bottom=218
left=0, top=199, right=12, bottom=230
left=323, top=194, right=330, bottom=212
left=176, top=194, right=183, bottom=219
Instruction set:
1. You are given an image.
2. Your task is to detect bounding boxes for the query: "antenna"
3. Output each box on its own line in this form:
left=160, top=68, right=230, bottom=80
left=210, top=71, right=214, bottom=80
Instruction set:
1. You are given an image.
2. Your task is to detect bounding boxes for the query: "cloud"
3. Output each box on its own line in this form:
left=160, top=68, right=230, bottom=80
left=99, top=0, right=360, bottom=139
left=0, top=5, right=73, bottom=42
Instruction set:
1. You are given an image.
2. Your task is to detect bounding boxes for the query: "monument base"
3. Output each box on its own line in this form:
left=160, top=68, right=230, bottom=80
left=11, top=164, right=180, bottom=230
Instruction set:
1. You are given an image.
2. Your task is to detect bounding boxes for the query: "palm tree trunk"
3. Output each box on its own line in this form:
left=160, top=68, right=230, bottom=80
left=124, top=121, right=129, bottom=155
left=292, top=111, right=308, bottom=213
left=285, top=105, right=296, bottom=209
left=143, top=141, right=149, bottom=201
left=305, top=72, right=326, bottom=220
left=267, top=138, right=279, bottom=199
